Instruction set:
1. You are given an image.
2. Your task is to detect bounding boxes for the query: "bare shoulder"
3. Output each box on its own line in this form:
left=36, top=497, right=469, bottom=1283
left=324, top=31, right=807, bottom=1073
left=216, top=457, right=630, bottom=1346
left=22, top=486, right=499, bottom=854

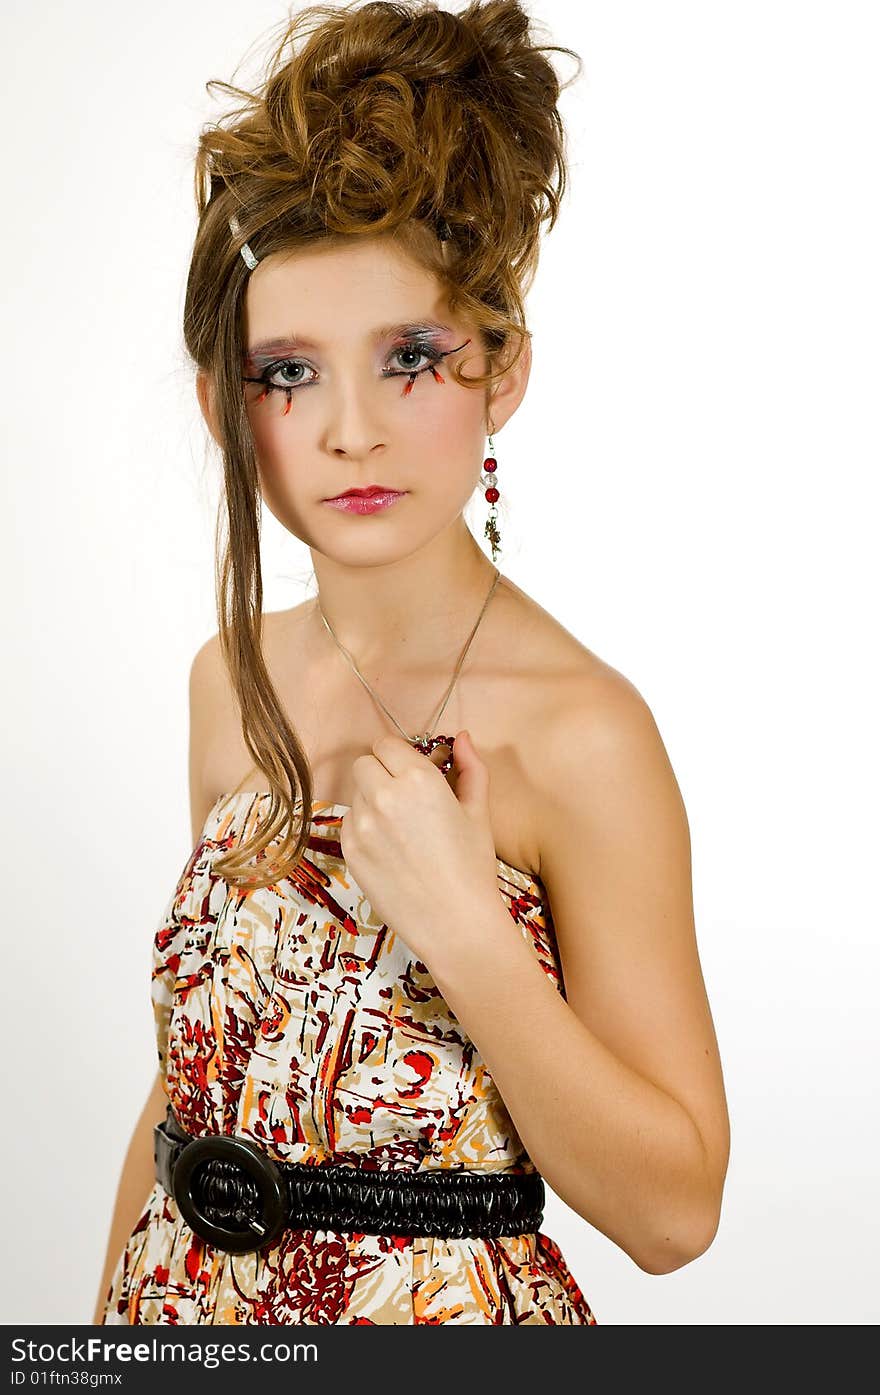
left=544, top=653, right=674, bottom=798
left=261, top=598, right=316, bottom=645
left=187, top=631, right=231, bottom=842
left=530, top=629, right=688, bottom=883
left=188, top=628, right=224, bottom=701
left=186, top=602, right=313, bottom=841
left=496, top=572, right=629, bottom=697
left=492, top=580, right=669, bottom=857
left=188, top=601, right=313, bottom=718
left=498, top=574, right=676, bottom=827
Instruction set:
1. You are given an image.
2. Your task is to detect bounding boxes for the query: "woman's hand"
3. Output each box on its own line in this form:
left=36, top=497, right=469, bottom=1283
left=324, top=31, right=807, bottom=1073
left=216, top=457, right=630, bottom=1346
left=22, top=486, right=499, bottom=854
left=339, top=729, right=505, bottom=976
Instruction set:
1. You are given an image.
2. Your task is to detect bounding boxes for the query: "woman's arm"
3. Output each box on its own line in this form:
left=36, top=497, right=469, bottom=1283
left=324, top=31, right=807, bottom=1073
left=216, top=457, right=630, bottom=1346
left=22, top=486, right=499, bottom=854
left=430, top=670, right=730, bottom=1276
left=94, top=630, right=230, bottom=1323
left=91, top=1068, right=168, bottom=1323
left=93, top=638, right=223, bottom=1323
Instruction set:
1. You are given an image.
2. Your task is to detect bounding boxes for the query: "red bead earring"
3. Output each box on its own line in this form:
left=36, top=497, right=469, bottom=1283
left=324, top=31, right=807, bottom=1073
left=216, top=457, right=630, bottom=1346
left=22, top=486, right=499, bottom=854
left=482, top=431, right=501, bottom=562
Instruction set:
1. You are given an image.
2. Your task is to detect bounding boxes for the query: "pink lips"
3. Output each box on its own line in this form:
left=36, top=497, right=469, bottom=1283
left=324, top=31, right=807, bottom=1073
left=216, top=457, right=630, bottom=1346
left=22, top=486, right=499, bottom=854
left=323, top=490, right=407, bottom=514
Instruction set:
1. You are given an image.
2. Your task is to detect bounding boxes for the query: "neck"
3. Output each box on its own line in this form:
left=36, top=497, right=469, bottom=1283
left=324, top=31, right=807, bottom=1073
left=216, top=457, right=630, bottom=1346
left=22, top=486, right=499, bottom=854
left=310, top=518, right=498, bottom=671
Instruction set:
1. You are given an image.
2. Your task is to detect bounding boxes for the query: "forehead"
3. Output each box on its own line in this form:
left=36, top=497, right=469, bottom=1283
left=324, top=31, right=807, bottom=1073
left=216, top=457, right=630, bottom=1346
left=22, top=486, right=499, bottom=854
left=243, top=235, right=446, bottom=349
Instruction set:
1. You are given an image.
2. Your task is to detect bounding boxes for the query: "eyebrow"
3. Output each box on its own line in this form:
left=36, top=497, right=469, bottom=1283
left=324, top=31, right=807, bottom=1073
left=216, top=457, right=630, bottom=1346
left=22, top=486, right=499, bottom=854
left=245, top=320, right=455, bottom=360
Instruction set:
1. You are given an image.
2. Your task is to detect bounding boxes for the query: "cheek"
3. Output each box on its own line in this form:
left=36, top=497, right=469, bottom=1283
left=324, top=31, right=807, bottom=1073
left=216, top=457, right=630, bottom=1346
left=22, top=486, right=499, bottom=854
left=402, top=386, right=486, bottom=489
left=247, top=399, right=303, bottom=465
left=248, top=403, right=308, bottom=490
left=246, top=407, right=315, bottom=529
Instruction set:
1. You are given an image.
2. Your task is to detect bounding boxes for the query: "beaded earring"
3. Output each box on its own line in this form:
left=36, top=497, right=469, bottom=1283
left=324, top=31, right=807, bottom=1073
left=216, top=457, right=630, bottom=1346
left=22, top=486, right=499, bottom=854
left=481, top=432, right=501, bottom=561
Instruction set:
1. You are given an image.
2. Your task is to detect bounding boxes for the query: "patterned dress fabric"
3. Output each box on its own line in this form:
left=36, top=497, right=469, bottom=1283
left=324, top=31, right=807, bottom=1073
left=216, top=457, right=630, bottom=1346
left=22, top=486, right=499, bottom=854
left=101, top=792, right=598, bottom=1325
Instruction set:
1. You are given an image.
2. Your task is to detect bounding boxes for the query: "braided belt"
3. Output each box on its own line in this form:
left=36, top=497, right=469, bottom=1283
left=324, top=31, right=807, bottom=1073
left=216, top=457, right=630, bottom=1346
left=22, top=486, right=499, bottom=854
left=154, top=1105, right=545, bottom=1255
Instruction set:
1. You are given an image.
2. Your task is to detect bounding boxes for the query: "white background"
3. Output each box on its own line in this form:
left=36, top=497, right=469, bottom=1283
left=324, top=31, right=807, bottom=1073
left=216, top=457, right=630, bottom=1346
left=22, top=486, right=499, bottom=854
left=2, top=0, right=877, bottom=1325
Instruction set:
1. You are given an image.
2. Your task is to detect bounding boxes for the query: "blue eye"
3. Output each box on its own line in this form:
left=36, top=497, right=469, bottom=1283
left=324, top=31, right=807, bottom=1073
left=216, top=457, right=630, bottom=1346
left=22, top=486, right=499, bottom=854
left=260, top=360, right=317, bottom=391
left=383, top=344, right=442, bottom=377
left=243, top=337, right=472, bottom=408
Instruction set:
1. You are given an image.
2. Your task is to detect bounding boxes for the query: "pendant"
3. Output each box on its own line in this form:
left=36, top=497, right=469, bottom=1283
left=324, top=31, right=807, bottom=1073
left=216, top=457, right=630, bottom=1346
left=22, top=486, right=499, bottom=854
left=410, top=733, right=457, bottom=776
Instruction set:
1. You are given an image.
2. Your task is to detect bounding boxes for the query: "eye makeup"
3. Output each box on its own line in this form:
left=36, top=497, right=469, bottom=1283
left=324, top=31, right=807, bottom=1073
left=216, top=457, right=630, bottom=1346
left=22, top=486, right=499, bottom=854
left=242, top=334, right=473, bottom=415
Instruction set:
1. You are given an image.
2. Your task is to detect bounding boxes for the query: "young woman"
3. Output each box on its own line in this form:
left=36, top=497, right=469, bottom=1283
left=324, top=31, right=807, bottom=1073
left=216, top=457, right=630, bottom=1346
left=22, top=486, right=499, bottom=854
left=95, top=0, right=729, bottom=1325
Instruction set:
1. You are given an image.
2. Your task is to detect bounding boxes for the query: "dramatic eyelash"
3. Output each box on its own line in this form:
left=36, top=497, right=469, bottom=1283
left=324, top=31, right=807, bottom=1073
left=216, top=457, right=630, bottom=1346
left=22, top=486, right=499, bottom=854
left=242, top=337, right=472, bottom=412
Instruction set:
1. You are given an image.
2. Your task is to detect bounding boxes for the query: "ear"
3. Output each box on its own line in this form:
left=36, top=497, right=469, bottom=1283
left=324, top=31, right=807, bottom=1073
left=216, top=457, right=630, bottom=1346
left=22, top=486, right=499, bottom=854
left=196, top=369, right=222, bottom=448
left=484, top=330, right=532, bottom=435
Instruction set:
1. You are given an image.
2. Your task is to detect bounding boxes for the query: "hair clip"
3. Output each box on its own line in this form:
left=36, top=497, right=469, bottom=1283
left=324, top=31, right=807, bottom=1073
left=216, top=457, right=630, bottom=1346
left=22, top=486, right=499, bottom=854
left=228, top=213, right=259, bottom=271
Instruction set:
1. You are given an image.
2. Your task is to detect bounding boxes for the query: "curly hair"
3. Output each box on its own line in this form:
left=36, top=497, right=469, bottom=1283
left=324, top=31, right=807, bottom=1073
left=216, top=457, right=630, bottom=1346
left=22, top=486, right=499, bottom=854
left=182, top=0, right=581, bottom=887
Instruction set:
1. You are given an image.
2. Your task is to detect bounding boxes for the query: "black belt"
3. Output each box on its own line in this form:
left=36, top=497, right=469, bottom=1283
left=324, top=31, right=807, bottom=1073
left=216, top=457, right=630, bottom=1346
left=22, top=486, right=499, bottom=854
left=154, top=1105, right=545, bottom=1254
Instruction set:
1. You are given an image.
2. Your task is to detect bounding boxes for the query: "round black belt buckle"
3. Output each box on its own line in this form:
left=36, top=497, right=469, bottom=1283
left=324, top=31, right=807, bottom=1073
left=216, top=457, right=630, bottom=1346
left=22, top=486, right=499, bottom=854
left=171, top=1133, right=288, bottom=1255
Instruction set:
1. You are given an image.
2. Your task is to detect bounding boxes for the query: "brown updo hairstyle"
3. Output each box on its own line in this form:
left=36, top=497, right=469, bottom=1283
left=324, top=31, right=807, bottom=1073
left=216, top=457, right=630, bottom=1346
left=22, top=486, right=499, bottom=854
left=184, top=0, right=581, bottom=887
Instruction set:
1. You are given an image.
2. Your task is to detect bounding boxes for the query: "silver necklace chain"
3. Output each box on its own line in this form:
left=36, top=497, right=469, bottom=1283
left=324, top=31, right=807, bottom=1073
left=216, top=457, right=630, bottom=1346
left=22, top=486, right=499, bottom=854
left=317, top=567, right=501, bottom=746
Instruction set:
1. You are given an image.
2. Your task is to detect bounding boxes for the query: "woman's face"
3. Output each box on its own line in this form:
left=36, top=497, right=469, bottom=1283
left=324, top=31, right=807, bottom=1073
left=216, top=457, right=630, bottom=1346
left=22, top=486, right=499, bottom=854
left=229, top=234, right=520, bottom=566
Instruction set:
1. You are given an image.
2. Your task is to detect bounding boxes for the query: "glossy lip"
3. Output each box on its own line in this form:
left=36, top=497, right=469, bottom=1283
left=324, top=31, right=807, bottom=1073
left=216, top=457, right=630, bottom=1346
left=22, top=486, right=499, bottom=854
left=324, top=485, right=402, bottom=500
left=323, top=490, right=407, bottom=514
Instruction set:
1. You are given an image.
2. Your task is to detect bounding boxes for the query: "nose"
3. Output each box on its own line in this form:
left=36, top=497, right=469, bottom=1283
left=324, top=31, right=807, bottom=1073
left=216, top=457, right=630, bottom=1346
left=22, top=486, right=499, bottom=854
left=323, top=372, right=388, bottom=460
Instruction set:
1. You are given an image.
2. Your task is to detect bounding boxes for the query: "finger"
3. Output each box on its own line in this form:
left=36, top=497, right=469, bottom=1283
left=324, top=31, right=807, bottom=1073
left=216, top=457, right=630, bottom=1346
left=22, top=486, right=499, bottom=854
left=349, top=750, right=393, bottom=807
left=370, top=732, right=422, bottom=777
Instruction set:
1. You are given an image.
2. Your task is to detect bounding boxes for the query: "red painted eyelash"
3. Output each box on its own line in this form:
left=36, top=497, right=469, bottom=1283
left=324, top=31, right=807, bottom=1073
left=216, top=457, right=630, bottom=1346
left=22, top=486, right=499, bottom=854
left=242, top=338, right=472, bottom=414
